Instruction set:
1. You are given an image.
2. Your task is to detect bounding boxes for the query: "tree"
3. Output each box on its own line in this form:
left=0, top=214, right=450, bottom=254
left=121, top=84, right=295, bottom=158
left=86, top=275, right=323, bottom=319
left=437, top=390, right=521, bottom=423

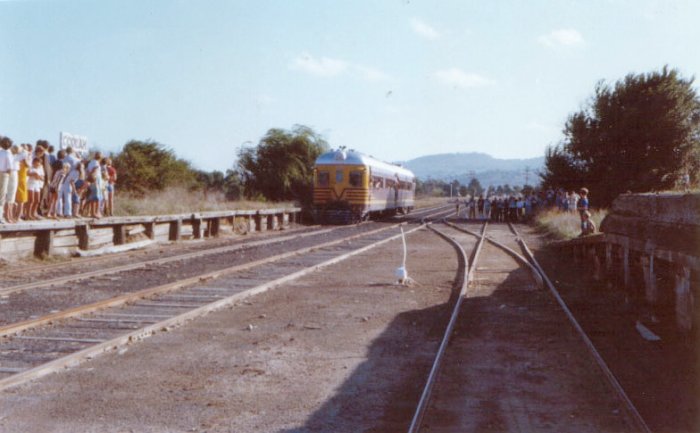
left=542, top=67, right=700, bottom=205
left=466, top=177, right=484, bottom=197
left=113, top=140, right=197, bottom=194
left=238, top=125, right=329, bottom=204
left=223, top=169, right=243, bottom=201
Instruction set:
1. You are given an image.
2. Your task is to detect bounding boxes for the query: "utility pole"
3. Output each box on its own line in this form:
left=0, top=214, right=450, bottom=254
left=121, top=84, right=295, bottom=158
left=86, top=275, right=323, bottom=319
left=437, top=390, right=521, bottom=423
left=524, top=166, right=530, bottom=186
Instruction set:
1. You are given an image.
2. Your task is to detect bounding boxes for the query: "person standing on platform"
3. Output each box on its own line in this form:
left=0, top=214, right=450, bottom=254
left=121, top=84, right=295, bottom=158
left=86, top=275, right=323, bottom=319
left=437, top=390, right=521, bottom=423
left=0, top=137, right=13, bottom=224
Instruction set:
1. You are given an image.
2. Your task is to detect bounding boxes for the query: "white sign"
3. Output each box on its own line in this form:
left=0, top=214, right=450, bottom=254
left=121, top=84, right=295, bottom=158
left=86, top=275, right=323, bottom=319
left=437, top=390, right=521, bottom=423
left=59, top=132, right=89, bottom=158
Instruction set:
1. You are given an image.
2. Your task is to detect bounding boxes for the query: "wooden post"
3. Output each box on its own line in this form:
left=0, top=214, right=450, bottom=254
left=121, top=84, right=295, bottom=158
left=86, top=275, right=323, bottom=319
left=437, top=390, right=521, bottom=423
left=605, top=243, right=613, bottom=272
left=34, top=230, right=53, bottom=258
left=169, top=219, right=182, bottom=241
left=207, top=218, right=220, bottom=237
left=589, top=246, right=601, bottom=281
left=276, top=213, right=284, bottom=230
left=266, top=215, right=274, bottom=231
left=192, top=218, right=203, bottom=239
left=254, top=213, right=263, bottom=232
left=113, top=225, right=127, bottom=245
left=622, top=245, right=630, bottom=288
left=144, top=222, right=155, bottom=240
left=674, top=264, right=693, bottom=332
left=75, top=225, right=90, bottom=250
left=640, top=254, right=658, bottom=304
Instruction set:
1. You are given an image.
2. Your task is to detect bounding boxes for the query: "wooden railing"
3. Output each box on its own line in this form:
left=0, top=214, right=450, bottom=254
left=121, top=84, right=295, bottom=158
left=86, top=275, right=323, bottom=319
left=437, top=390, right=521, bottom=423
left=0, top=208, right=301, bottom=260
left=552, top=232, right=698, bottom=332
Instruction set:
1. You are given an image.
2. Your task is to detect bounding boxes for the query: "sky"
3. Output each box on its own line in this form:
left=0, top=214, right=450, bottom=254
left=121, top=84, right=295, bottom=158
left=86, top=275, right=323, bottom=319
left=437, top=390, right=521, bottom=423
left=1, top=0, right=699, bottom=172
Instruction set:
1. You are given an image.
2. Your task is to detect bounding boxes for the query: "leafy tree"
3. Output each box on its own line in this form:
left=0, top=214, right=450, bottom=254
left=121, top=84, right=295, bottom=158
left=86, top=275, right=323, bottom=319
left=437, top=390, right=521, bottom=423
left=466, top=177, right=484, bottom=196
left=113, top=140, right=197, bottom=194
left=542, top=67, right=700, bottom=205
left=238, top=125, right=329, bottom=204
left=223, top=169, right=243, bottom=201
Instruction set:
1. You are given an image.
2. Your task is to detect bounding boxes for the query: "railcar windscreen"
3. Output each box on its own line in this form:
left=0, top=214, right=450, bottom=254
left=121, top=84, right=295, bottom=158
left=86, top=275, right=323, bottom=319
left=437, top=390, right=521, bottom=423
left=349, top=171, right=363, bottom=187
left=317, top=171, right=329, bottom=187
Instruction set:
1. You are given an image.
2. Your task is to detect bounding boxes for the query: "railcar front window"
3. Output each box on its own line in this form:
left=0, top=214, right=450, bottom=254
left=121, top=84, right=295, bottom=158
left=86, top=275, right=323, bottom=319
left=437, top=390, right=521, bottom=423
left=336, top=170, right=344, bottom=183
left=349, top=171, right=362, bottom=187
left=317, top=171, right=329, bottom=187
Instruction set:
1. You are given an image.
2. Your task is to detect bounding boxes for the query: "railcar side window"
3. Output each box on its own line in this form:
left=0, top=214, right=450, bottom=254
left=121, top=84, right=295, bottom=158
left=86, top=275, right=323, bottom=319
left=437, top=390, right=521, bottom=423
left=349, top=171, right=362, bottom=187
left=317, top=171, right=329, bottom=187
left=336, top=170, right=344, bottom=183
left=371, top=176, right=384, bottom=188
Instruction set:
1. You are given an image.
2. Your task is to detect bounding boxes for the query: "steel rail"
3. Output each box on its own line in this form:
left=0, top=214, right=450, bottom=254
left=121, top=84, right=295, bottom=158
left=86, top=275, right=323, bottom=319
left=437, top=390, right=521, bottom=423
left=0, top=204, right=449, bottom=283
left=407, top=221, right=487, bottom=433
left=0, top=226, right=349, bottom=296
left=0, top=223, right=410, bottom=338
left=0, top=224, right=321, bottom=276
left=0, top=222, right=429, bottom=392
left=444, top=220, right=544, bottom=288
left=509, top=223, right=652, bottom=433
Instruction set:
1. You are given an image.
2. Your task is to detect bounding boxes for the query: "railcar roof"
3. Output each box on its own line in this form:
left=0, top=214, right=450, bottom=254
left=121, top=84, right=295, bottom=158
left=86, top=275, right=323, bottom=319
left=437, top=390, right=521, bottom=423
left=315, top=149, right=415, bottom=179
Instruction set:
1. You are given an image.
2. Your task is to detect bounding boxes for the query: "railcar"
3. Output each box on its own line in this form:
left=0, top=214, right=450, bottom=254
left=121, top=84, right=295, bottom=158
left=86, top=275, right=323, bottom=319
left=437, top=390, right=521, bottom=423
left=312, top=149, right=416, bottom=224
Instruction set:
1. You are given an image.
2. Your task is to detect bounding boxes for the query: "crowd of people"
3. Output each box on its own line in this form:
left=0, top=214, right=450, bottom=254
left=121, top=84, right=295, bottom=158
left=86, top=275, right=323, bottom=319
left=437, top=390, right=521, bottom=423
left=457, top=186, right=596, bottom=236
left=0, top=137, right=117, bottom=225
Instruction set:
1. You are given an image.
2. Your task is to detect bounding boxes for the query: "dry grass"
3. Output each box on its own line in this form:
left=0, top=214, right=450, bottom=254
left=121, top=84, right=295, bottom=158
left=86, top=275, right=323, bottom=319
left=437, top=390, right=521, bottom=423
left=113, top=188, right=446, bottom=216
left=414, top=196, right=450, bottom=209
left=533, top=208, right=608, bottom=240
left=114, top=187, right=295, bottom=216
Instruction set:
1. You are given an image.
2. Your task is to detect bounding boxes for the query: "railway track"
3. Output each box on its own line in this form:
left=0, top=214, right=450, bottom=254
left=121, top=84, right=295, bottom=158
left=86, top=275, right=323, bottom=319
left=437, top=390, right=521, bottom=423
left=409, top=220, right=651, bottom=433
left=0, top=203, right=451, bottom=288
left=0, top=205, right=454, bottom=391
left=0, top=205, right=453, bottom=324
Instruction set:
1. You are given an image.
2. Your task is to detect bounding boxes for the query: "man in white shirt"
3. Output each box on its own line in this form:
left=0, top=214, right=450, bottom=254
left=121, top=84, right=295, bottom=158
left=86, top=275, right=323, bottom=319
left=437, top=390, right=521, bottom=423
left=58, top=147, right=80, bottom=217
left=0, top=137, right=14, bottom=224
left=86, top=151, right=102, bottom=179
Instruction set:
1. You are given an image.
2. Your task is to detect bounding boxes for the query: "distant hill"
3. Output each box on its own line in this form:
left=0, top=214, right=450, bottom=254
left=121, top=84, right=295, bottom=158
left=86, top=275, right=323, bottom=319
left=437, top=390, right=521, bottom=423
left=401, top=152, right=544, bottom=187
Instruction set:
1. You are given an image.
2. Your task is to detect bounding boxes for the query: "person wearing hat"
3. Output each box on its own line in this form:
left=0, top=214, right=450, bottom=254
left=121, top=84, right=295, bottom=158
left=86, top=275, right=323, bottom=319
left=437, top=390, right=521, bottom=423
left=577, top=187, right=589, bottom=214
left=580, top=210, right=597, bottom=236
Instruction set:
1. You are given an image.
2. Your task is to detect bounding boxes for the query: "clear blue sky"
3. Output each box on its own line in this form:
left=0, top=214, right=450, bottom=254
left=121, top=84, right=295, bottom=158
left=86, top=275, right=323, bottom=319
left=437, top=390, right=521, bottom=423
left=1, top=0, right=698, bottom=171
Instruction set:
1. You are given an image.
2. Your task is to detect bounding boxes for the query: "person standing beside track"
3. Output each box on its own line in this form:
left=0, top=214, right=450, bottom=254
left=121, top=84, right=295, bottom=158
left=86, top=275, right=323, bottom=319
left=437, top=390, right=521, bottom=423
left=0, top=137, right=13, bottom=224
left=58, top=147, right=79, bottom=218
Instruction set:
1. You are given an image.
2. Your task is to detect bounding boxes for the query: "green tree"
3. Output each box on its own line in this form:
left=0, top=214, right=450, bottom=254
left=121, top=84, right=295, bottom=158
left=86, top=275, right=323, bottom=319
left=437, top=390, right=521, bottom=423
left=113, top=140, right=197, bottom=194
left=223, top=169, right=243, bottom=201
left=542, top=67, right=700, bottom=205
left=466, top=177, right=484, bottom=196
left=238, top=125, right=329, bottom=204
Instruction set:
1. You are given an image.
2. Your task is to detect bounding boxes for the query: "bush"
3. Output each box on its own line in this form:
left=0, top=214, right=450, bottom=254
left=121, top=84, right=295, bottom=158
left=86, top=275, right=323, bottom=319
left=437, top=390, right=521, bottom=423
left=533, top=208, right=607, bottom=240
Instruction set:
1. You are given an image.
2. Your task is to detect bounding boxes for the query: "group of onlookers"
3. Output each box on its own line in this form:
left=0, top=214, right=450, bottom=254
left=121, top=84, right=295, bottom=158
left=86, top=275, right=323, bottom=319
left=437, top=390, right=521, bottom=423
left=0, top=136, right=117, bottom=225
left=457, top=186, right=595, bottom=236
left=459, top=194, right=541, bottom=223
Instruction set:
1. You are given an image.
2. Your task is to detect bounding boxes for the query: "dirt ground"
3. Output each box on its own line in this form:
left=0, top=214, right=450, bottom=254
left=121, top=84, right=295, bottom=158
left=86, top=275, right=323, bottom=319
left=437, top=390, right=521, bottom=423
left=521, top=225, right=700, bottom=433
left=0, top=223, right=687, bottom=432
left=0, top=227, right=458, bottom=432
left=422, top=226, right=630, bottom=432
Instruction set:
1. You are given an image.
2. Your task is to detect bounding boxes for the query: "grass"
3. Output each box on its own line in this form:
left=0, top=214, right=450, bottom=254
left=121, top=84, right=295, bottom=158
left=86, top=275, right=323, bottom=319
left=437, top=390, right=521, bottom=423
left=414, top=195, right=450, bottom=209
left=112, top=188, right=448, bottom=216
left=114, top=187, right=294, bottom=216
left=533, top=208, right=608, bottom=241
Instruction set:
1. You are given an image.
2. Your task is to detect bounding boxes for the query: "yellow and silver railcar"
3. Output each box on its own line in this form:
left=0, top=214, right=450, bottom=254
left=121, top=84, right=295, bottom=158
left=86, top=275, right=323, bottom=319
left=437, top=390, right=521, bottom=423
left=313, top=149, right=415, bottom=224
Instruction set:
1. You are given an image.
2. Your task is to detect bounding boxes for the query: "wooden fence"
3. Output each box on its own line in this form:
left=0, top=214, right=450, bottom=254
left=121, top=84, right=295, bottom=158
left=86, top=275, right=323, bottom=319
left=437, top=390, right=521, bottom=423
left=0, top=208, right=301, bottom=260
left=553, top=232, right=698, bottom=332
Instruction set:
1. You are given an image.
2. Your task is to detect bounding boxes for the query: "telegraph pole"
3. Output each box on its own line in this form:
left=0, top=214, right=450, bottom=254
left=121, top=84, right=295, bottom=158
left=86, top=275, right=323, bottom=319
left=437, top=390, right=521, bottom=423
left=524, top=166, right=530, bottom=186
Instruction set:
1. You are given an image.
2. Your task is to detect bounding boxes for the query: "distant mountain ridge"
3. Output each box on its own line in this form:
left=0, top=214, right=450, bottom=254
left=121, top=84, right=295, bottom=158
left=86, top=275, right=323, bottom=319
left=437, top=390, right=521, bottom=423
left=400, top=152, right=544, bottom=187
